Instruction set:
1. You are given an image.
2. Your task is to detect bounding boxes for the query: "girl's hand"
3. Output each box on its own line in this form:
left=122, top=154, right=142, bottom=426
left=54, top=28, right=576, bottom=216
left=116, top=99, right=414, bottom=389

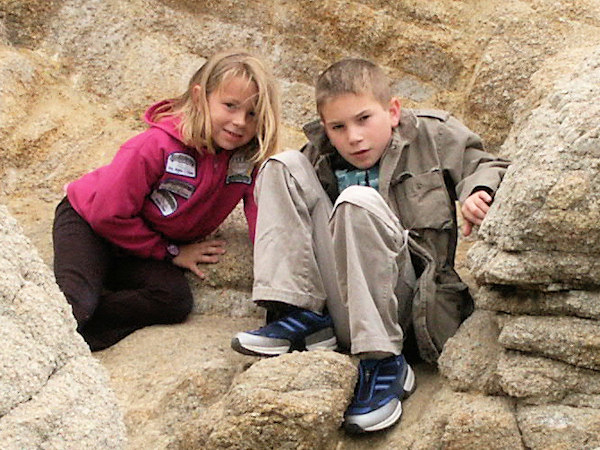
left=461, top=190, right=492, bottom=237
left=172, top=240, right=227, bottom=279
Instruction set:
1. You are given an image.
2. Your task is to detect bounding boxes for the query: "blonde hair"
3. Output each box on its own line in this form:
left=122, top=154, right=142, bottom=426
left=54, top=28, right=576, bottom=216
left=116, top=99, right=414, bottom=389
left=152, top=50, right=280, bottom=164
left=316, top=58, right=392, bottom=113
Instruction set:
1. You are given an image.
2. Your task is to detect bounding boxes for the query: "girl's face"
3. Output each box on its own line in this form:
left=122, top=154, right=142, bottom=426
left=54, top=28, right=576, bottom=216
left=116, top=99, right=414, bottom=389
left=203, top=75, right=259, bottom=151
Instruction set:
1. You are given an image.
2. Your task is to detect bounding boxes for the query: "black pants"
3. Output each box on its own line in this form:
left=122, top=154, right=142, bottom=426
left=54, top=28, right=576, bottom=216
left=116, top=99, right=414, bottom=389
left=52, top=197, right=193, bottom=351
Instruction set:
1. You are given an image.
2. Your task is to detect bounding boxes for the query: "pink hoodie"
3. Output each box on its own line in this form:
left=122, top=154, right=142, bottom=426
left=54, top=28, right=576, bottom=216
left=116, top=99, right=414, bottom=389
left=67, top=101, right=257, bottom=260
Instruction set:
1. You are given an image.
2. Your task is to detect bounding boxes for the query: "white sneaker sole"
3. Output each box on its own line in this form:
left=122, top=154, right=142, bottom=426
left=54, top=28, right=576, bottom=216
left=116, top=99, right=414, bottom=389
left=232, top=333, right=338, bottom=356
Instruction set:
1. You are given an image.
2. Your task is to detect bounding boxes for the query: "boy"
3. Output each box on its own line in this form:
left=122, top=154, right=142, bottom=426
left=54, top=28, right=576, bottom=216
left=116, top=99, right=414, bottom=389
left=231, top=59, right=509, bottom=433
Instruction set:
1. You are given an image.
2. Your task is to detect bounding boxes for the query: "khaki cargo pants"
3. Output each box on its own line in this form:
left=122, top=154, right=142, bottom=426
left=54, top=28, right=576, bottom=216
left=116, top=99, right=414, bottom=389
left=252, top=151, right=416, bottom=356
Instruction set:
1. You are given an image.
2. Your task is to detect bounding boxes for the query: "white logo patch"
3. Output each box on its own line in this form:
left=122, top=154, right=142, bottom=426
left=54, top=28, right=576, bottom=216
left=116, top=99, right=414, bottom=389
left=150, top=189, right=178, bottom=216
left=226, top=150, right=253, bottom=185
left=159, top=179, right=195, bottom=199
left=166, top=152, right=196, bottom=178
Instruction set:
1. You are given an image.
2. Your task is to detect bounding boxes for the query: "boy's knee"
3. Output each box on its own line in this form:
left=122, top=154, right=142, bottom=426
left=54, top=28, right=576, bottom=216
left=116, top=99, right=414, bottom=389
left=332, top=186, right=401, bottom=230
left=334, top=185, right=385, bottom=213
left=337, top=185, right=379, bottom=202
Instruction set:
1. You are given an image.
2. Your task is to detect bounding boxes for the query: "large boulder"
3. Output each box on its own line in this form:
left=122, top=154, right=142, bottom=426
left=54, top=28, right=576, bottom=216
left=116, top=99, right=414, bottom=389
left=197, top=350, right=356, bottom=449
left=468, top=46, right=600, bottom=288
left=0, top=205, right=126, bottom=448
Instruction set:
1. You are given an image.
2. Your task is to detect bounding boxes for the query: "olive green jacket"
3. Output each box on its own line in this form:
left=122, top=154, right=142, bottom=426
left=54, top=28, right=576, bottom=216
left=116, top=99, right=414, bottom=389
left=301, top=108, right=510, bottom=363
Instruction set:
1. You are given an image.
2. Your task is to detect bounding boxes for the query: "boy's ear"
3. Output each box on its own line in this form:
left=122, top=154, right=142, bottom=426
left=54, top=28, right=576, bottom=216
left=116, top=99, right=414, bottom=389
left=389, top=97, right=402, bottom=127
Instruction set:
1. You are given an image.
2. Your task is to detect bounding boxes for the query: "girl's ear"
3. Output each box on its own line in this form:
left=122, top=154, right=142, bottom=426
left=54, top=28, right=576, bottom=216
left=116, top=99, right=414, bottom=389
left=388, top=97, right=402, bottom=127
left=192, top=84, right=204, bottom=106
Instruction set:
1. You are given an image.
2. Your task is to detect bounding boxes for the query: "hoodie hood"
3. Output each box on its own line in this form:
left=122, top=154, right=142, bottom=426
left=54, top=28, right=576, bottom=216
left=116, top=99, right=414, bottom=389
left=143, top=100, right=185, bottom=143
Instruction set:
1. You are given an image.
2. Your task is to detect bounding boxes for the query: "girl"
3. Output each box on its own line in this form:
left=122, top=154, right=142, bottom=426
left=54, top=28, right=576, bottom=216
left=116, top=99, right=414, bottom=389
left=53, top=50, right=280, bottom=351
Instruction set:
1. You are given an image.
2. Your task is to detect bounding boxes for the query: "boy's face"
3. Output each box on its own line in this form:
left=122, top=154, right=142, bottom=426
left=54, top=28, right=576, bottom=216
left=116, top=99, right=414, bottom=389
left=320, top=92, right=401, bottom=169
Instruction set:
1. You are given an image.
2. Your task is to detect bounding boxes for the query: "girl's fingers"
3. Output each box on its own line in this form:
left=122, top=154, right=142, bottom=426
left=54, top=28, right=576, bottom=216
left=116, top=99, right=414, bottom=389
left=201, top=239, right=227, bottom=248
left=189, top=265, right=205, bottom=279
left=199, top=254, right=220, bottom=264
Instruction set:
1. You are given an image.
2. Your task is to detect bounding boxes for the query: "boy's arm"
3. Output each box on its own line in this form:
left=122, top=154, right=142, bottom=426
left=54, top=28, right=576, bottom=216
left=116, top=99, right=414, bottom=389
left=437, top=115, right=510, bottom=235
left=455, top=146, right=510, bottom=203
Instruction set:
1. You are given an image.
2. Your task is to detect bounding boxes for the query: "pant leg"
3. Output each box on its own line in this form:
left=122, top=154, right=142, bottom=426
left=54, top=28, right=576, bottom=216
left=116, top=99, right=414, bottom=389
left=329, top=185, right=416, bottom=356
left=52, top=197, right=111, bottom=328
left=81, top=256, right=193, bottom=351
left=252, top=150, right=341, bottom=315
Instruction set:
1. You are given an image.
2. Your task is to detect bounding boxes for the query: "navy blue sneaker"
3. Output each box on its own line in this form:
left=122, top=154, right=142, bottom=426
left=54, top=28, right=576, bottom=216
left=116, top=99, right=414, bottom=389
left=344, top=354, right=415, bottom=433
left=231, top=308, right=338, bottom=356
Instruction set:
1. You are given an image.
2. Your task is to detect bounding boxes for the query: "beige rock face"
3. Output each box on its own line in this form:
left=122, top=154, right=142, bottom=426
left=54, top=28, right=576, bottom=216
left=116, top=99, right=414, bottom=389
left=438, top=310, right=503, bottom=395
left=499, top=315, right=600, bottom=371
left=198, top=350, right=357, bottom=449
left=518, top=405, right=600, bottom=449
left=498, top=351, right=600, bottom=406
left=0, top=206, right=126, bottom=448
left=462, top=34, right=600, bottom=450
left=2, top=0, right=600, bottom=448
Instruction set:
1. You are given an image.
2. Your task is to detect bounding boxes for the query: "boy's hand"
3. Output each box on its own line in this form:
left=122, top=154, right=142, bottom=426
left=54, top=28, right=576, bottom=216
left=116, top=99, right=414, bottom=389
left=461, top=190, right=493, bottom=237
left=172, top=239, right=227, bottom=279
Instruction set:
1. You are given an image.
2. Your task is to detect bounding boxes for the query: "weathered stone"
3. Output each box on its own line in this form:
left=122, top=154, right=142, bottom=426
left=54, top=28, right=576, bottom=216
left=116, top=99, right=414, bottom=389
left=94, top=314, right=261, bottom=449
left=517, top=404, right=600, bottom=450
left=197, top=350, right=356, bottom=450
left=0, top=205, right=126, bottom=448
left=438, top=310, right=503, bottom=395
left=440, top=393, right=523, bottom=450
left=391, top=386, right=523, bottom=450
left=464, top=2, right=560, bottom=150
left=0, top=356, right=125, bottom=448
left=498, top=351, right=600, bottom=406
left=468, top=241, right=600, bottom=289
left=0, top=0, right=63, bottom=47
left=499, top=315, right=600, bottom=371
left=355, top=381, right=527, bottom=450
left=468, top=46, right=600, bottom=287
left=467, top=46, right=600, bottom=289
left=476, top=286, right=600, bottom=320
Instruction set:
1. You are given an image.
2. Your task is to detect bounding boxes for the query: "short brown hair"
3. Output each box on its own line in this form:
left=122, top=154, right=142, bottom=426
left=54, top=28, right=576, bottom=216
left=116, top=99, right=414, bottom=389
left=315, top=58, right=392, bottom=113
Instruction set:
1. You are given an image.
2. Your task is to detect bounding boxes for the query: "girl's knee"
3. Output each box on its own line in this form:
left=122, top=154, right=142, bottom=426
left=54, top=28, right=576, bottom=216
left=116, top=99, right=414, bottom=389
left=159, top=286, right=193, bottom=323
left=172, top=293, right=194, bottom=322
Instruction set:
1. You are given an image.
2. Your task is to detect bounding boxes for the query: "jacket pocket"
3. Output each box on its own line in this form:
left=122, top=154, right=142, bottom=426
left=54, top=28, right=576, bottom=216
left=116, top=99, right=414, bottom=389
left=392, top=169, right=453, bottom=230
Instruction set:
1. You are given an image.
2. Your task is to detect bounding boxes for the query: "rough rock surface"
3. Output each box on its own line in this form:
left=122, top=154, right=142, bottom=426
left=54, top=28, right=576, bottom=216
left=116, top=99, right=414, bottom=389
left=499, top=315, right=600, bottom=371
left=438, top=310, right=503, bottom=395
left=2, top=0, right=600, bottom=448
left=469, top=46, right=600, bottom=288
left=517, top=405, right=600, bottom=449
left=0, top=206, right=126, bottom=448
left=198, top=350, right=357, bottom=450
left=459, top=39, right=600, bottom=450
left=498, top=351, right=600, bottom=406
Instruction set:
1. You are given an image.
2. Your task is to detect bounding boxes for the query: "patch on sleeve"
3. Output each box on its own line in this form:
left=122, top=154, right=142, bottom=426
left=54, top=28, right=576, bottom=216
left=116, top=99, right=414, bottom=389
left=159, top=178, right=195, bottom=199
left=166, top=152, right=196, bottom=178
left=150, top=189, right=178, bottom=216
left=226, top=151, right=253, bottom=185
